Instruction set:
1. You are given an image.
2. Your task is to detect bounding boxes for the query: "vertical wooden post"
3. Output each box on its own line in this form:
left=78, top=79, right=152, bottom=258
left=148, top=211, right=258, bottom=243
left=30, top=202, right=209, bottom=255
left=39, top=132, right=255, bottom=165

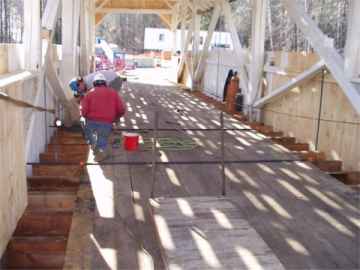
left=180, top=19, right=186, bottom=54
left=222, top=0, right=249, bottom=98
left=42, top=0, right=61, bottom=31
left=80, top=0, right=90, bottom=75
left=24, top=0, right=41, bottom=71
left=192, top=11, right=201, bottom=60
left=249, top=0, right=267, bottom=120
left=194, top=3, right=221, bottom=82
left=89, top=0, right=97, bottom=72
left=61, top=0, right=81, bottom=96
left=170, top=10, right=178, bottom=55
left=172, top=29, right=178, bottom=56
left=191, top=6, right=201, bottom=89
left=177, top=20, right=193, bottom=81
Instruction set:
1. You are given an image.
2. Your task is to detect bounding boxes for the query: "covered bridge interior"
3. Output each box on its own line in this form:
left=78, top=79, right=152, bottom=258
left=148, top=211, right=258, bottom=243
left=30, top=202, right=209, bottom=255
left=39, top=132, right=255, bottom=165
left=0, top=0, right=359, bottom=269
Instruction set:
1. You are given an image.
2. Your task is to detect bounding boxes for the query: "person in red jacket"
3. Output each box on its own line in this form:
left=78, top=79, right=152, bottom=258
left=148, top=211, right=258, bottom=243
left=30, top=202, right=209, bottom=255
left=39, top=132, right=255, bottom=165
left=80, top=73, right=126, bottom=160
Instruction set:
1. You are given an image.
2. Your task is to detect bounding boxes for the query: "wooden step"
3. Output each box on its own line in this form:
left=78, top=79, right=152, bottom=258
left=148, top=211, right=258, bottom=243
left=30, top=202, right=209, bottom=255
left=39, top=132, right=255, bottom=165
left=272, top=137, right=296, bottom=145
left=266, top=131, right=284, bottom=138
left=39, top=152, right=88, bottom=163
left=329, top=171, right=360, bottom=185
left=28, top=176, right=79, bottom=192
left=46, top=144, right=89, bottom=156
left=242, top=121, right=276, bottom=134
left=50, top=137, right=86, bottom=144
left=298, top=151, right=326, bottom=162
left=28, top=191, right=76, bottom=211
left=1, top=236, right=66, bottom=269
left=246, top=122, right=264, bottom=130
left=55, top=130, right=84, bottom=138
left=313, top=160, right=343, bottom=173
left=349, top=185, right=360, bottom=192
left=282, top=143, right=310, bottom=151
left=14, top=210, right=73, bottom=237
left=32, top=164, right=84, bottom=178
left=257, top=125, right=274, bottom=134
left=233, top=113, right=247, bottom=122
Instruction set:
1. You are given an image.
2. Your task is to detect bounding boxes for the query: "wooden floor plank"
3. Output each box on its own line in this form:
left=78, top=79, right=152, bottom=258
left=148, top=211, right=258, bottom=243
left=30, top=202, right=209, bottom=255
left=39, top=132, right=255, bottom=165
left=151, top=196, right=285, bottom=270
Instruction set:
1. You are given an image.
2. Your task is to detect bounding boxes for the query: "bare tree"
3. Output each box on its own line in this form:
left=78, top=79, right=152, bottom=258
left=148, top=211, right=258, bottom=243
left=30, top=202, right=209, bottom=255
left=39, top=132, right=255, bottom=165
left=96, top=13, right=166, bottom=53
left=0, top=0, right=23, bottom=43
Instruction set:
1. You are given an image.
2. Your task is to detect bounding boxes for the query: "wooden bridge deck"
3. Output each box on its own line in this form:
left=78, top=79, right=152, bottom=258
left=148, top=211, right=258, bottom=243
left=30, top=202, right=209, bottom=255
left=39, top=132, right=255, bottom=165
left=64, top=82, right=359, bottom=270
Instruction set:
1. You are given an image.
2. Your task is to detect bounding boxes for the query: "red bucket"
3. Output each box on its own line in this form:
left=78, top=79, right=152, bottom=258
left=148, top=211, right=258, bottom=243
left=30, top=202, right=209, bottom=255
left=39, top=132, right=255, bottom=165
left=123, top=132, right=140, bottom=151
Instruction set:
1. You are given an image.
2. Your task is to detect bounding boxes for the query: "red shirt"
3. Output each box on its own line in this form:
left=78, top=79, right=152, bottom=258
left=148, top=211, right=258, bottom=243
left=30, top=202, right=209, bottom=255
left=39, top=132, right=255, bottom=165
left=80, top=86, right=126, bottom=124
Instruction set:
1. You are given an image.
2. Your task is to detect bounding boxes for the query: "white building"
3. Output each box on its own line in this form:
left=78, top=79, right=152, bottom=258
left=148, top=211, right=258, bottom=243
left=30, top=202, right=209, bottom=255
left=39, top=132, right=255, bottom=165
left=144, top=27, right=233, bottom=51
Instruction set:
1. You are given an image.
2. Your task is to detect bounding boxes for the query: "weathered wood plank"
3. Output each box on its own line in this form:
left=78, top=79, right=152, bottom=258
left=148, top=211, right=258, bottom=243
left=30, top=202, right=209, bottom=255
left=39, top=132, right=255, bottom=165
left=14, top=210, right=73, bottom=237
left=151, top=197, right=285, bottom=270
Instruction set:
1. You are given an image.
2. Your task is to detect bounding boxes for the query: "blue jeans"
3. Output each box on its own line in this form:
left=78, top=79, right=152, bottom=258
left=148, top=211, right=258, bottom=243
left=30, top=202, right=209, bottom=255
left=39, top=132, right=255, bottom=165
left=84, top=120, right=112, bottom=151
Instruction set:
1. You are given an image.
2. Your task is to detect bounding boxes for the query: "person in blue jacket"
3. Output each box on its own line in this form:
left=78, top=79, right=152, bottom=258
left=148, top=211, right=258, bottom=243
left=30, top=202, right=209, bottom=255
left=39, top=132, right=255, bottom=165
left=69, top=77, right=87, bottom=97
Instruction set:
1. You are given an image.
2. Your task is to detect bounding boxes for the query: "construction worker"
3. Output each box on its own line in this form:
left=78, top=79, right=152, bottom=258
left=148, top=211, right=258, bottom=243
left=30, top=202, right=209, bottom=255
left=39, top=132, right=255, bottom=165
left=84, top=70, right=123, bottom=92
left=69, top=77, right=87, bottom=97
left=80, top=73, right=126, bottom=161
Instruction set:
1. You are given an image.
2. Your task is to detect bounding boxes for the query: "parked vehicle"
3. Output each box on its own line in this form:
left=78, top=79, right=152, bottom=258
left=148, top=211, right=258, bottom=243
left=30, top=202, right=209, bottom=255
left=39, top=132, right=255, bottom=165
left=124, top=55, right=137, bottom=70
left=95, top=46, right=113, bottom=71
left=113, top=52, right=126, bottom=71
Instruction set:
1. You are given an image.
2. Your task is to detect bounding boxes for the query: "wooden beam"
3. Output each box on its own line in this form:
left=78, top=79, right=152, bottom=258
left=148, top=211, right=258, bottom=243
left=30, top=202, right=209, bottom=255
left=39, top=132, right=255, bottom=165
left=41, top=0, right=60, bottom=31
left=344, top=0, right=360, bottom=79
left=180, top=18, right=186, bottom=53
left=99, top=0, right=169, bottom=9
left=0, top=71, right=37, bottom=88
left=170, top=5, right=179, bottom=31
left=163, top=0, right=176, bottom=9
left=95, top=0, right=111, bottom=11
left=95, top=13, right=106, bottom=26
left=61, top=0, right=81, bottom=92
left=249, top=0, right=267, bottom=107
left=282, top=0, right=360, bottom=115
left=194, top=3, right=221, bottom=82
left=159, top=14, right=172, bottom=29
left=80, top=0, right=92, bottom=75
left=254, top=60, right=326, bottom=108
left=191, top=7, right=201, bottom=84
left=170, top=12, right=178, bottom=54
left=97, top=8, right=172, bottom=15
left=192, top=7, right=201, bottom=57
left=222, top=0, right=249, bottom=95
left=24, top=0, right=41, bottom=70
left=177, top=21, right=193, bottom=80
left=47, top=59, right=80, bottom=113
left=41, top=0, right=60, bottom=67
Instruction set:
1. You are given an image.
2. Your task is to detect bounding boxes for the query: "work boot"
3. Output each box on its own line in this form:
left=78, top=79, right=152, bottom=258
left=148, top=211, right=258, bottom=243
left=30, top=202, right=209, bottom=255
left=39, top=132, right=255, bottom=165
left=94, top=149, right=109, bottom=162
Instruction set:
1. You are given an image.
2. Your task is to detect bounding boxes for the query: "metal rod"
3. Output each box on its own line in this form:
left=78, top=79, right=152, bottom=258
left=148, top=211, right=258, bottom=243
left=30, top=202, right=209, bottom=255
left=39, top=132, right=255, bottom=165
left=49, top=126, right=255, bottom=132
left=48, top=143, right=89, bottom=146
left=150, top=111, right=159, bottom=198
left=220, top=112, right=226, bottom=196
left=315, top=69, right=325, bottom=151
left=114, top=128, right=254, bottom=132
left=27, top=159, right=304, bottom=166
